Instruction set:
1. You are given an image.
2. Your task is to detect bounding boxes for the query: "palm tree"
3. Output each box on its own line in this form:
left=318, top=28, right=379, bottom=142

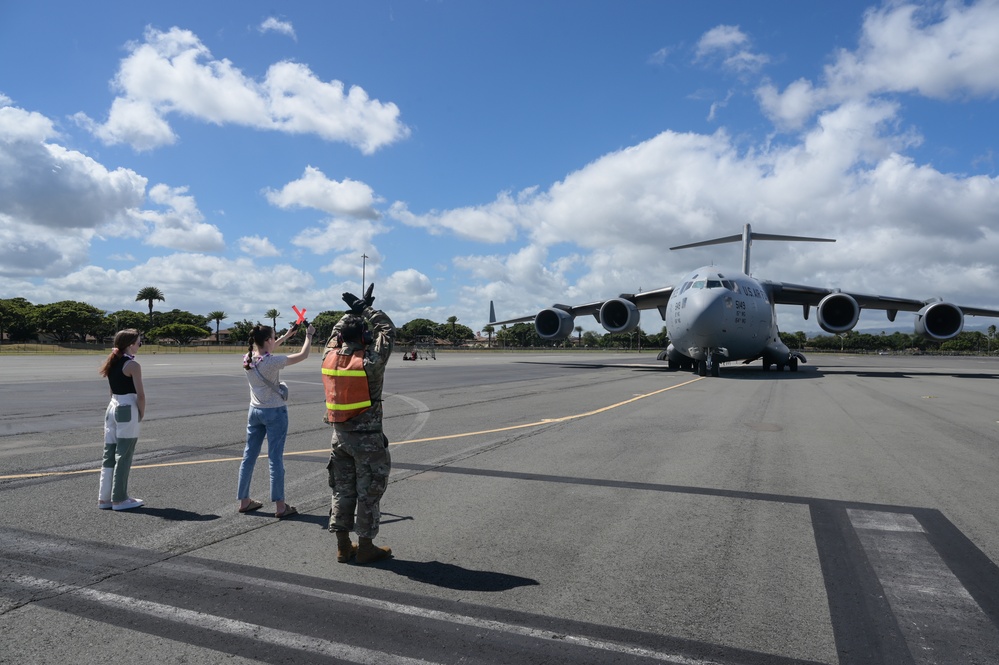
left=482, top=324, right=495, bottom=349
left=208, top=310, right=227, bottom=345
left=265, top=309, right=280, bottom=330
left=135, top=287, right=165, bottom=327
left=575, top=326, right=583, bottom=347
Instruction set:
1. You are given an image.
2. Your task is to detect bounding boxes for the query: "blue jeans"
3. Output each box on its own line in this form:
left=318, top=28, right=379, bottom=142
left=237, top=405, right=289, bottom=502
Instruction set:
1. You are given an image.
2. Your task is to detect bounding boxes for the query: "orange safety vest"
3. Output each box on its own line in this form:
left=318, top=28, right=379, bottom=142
left=322, top=349, right=372, bottom=422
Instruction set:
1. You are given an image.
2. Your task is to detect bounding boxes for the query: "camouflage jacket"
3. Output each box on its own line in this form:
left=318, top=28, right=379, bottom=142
left=323, top=306, right=395, bottom=432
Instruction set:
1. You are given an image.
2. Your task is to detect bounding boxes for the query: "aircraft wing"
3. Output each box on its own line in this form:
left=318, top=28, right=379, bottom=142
left=767, top=281, right=999, bottom=318
left=490, top=285, right=675, bottom=326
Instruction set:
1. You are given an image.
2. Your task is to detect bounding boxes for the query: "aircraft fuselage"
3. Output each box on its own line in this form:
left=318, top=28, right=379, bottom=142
left=664, top=266, right=791, bottom=374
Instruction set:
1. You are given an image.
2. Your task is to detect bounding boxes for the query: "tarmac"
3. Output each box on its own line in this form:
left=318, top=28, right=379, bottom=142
left=2, top=350, right=999, bottom=664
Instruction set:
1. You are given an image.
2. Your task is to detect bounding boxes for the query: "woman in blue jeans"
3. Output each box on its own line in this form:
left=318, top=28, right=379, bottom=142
left=237, top=321, right=315, bottom=517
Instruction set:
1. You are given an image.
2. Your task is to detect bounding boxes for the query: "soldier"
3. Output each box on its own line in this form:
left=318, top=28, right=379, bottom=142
left=322, top=284, right=396, bottom=564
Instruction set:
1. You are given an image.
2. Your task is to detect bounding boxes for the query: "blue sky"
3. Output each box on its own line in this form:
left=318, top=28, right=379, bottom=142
left=2, top=0, right=998, bottom=335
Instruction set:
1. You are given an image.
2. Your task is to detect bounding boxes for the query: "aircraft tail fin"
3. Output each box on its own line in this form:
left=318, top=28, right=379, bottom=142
left=489, top=300, right=496, bottom=324
left=670, top=223, right=834, bottom=275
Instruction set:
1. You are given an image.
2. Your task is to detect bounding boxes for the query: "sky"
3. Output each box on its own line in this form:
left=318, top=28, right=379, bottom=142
left=2, top=0, right=998, bottom=336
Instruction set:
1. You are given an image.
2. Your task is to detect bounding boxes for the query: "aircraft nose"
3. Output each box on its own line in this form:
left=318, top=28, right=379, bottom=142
left=686, top=291, right=727, bottom=338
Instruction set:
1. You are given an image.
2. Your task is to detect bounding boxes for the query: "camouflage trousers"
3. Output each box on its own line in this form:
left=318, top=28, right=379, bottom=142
left=327, top=429, right=391, bottom=539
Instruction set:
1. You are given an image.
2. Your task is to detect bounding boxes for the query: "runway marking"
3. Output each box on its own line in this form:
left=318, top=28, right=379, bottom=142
left=848, top=509, right=999, bottom=663
left=0, top=377, right=704, bottom=480
left=13, top=567, right=722, bottom=665
left=159, top=561, right=722, bottom=665
left=11, top=574, right=439, bottom=665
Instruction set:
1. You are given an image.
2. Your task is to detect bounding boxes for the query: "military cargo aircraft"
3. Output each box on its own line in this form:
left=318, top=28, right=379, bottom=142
left=490, top=224, right=999, bottom=376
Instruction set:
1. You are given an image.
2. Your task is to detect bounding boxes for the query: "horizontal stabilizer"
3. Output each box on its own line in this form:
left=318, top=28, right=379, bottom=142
left=670, top=223, right=835, bottom=275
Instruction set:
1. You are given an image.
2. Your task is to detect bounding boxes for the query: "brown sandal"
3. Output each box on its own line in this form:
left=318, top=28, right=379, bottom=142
left=275, top=505, right=298, bottom=519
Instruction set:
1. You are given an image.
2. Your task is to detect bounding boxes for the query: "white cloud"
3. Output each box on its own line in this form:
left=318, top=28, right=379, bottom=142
left=132, top=184, right=225, bottom=252
left=238, top=235, right=281, bottom=257
left=695, top=25, right=769, bottom=74
left=760, top=1, right=999, bottom=128
left=260, top=17, right=296, bottom=41
left=383, top=268, right=437, bottom=304
left=265, top=166, right=379, bottom=219
left=387, top=189, right=530, bottom=243
left=76, top=26, right=409, bottom=153
left=0, top=102, right=150, bottom=277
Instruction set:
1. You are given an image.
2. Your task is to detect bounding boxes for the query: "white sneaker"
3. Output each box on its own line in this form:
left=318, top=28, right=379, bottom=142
left=98, top=500, right=113, bottom=510
left=112, top=498, right=144, bottom=511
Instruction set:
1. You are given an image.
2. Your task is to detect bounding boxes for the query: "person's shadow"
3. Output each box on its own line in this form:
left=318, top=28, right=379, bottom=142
left=369, top=559, right=540, bottom=592
left=125, top=507, right=220, bottom=522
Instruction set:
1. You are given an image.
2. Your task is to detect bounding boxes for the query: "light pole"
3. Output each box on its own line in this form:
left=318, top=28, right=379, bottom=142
left=361, top=253, right=369, bottom=294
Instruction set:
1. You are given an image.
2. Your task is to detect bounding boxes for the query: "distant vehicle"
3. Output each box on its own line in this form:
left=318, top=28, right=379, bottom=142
left=490, top=224, right=999, bottom=376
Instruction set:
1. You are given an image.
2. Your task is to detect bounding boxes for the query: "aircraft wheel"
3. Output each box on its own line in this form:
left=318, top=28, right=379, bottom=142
left=789, top=358, right=799, bottom=372
left=777, top=363, right=786, bottom=372
left=697, top=360, right=707, bottom=376
left=762, top=361, right=770, bottom=372
left=668, top=359, right=680, bottom=370
left=710, top=362, right=720, bottom=377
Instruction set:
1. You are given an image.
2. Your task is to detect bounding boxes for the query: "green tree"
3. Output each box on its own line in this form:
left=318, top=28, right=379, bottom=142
left=0, top=297, right=37, bottom=344
left=498, top=322, right=542, bottom=347
left=228, top=319, right=256, bottom=344
left=36, top=300, right=105, bottom=343
left=147, top=323, right=212, bottom=345
left=207, top=310, right=227, bottom=345
left=135, top=286, right=165, bottom=327
left=311, top=310, right=346, bottom=345
left=102, top=309, right=147, bottom=341
left=155, top=309, right=209, bottom=329
left=265, top=308, right=280, bottom=330
left=399, top=318, right=438, bottom=342
left=437, top=322, right=474, bottom=346
left=482, top=324, right=495, bottom=348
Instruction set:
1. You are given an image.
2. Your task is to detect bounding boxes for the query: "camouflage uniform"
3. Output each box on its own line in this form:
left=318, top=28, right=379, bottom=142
left=324, top=305, right=395, bottom=539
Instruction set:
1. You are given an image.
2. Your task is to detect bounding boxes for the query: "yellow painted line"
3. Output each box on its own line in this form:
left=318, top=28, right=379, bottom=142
left=1, top=376, right=704, bottom=481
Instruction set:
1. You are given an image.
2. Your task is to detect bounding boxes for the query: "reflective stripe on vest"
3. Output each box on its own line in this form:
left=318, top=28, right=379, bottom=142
left=321, top=349, right=371, bottom=422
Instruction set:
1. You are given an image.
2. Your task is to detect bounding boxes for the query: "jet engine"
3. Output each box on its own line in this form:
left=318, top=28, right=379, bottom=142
left=599, top=298, right=640, bottom=334
left=817, top=293, right=860, bottom=334
left=914, top=301, right=963, bottom=340
left=534, top=307, right=575, bottom=340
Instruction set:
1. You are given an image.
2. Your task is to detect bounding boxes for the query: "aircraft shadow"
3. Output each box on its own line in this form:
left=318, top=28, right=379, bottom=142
left=516, top=360, right=825, bottom=380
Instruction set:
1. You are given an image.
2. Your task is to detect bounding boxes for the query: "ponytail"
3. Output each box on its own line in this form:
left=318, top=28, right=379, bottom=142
left=99, top=329, right=140, bottom=377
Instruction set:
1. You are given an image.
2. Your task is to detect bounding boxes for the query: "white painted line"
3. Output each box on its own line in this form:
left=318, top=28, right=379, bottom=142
left=849, top=510, right=999, bottom=664
left=12, top=574, right=438, bottom=665
left=847, top=510, right=924, bottom=533
left=162, top=561, right=723, bottom=665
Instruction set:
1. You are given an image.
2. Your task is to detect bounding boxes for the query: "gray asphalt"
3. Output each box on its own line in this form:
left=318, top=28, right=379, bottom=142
left=2, top=350, right=999, bottom=664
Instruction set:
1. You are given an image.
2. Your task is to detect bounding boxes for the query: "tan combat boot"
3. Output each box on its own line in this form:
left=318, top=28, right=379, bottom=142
left=335, top=531, right=357, bottom=563
left=356, top=537, right=392, bottom=564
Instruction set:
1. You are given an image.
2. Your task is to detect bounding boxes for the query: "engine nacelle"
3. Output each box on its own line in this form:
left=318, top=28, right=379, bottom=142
left=599, top=298, right=640, bottom=334
left=534, top=308, right=575, bottom=340
left=817, top=293, right=860, bottom=334
left=914, top=302, right=963, bottom=340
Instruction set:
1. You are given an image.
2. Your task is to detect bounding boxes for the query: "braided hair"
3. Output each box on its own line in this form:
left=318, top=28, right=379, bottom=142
left=243, top=324, right=274, bottom=370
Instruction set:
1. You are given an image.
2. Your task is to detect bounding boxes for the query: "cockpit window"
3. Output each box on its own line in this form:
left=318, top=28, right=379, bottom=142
left=722, top=280, right=736, bottom=291
left=678, top=281, right=692, bottom=295
left=692, top=280, right=706, bottom=289
left=706, top=280, right=722, bottom=289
